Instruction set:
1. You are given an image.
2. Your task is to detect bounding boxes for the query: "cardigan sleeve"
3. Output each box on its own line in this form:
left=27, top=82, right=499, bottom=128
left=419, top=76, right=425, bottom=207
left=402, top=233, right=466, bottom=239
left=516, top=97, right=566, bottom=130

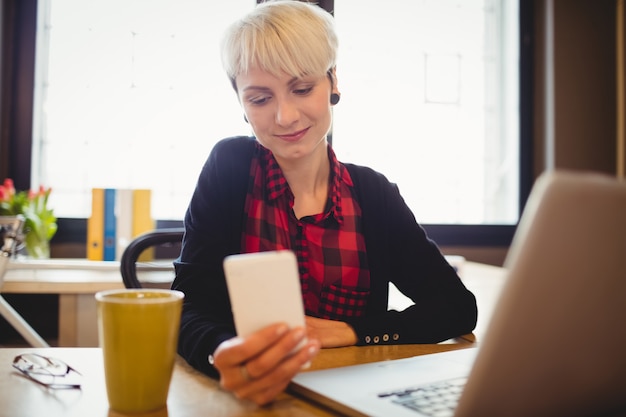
left=345, top=164, right=478, bottom=345
left=172, top=136, right=256, bottom=377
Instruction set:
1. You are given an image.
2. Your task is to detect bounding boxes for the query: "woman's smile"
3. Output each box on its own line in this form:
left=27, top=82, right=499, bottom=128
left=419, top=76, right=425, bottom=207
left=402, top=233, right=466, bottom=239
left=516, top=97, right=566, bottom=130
left=275, top=127, right=310, bottom=142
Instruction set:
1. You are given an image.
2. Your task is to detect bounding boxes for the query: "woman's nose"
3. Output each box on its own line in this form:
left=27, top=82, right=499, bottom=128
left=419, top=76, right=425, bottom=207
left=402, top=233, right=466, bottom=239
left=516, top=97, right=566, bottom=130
left=275, top=99, right=299, bottom=126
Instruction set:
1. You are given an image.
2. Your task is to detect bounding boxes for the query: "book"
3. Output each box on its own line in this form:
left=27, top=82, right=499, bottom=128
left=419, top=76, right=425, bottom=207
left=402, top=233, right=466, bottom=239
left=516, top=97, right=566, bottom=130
left=103, top=188, right=117, bottom=261
left=87, top=188, right=105, bottom=260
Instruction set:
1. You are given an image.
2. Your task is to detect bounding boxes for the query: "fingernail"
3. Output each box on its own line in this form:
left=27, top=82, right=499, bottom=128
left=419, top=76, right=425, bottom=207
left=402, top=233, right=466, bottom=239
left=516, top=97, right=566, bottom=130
left=292, top=327, right=305, bottom=341
left=308, top=343, right=320, bottom=356
left=276, top=324, right=289, bottom=335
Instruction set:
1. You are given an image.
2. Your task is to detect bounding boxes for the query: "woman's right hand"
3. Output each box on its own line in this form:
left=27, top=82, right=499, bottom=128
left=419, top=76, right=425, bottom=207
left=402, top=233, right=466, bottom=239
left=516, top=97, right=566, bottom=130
left=211, top=323, right=320, bottom=405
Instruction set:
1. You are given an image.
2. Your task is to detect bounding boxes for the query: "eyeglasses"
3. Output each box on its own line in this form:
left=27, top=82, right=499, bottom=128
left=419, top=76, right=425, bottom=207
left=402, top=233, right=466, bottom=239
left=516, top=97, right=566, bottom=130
left=12, top=353, right=82, bottom=389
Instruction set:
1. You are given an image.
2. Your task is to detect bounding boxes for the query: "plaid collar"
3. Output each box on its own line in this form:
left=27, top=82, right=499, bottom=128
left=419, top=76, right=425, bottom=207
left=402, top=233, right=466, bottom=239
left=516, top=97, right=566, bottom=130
left=259, top=143, right=352, bottom=224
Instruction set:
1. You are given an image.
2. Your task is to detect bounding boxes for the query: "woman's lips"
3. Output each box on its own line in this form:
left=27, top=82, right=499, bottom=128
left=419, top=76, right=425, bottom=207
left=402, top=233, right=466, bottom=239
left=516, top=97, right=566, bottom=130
left=276, top=127, right=309, bottom=142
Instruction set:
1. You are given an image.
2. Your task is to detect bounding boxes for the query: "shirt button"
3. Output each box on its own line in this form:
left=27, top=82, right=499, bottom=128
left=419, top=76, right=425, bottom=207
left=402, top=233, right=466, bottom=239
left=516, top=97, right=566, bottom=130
left=365, top=336, right=371, bottom=344
left=373, top=336, right=380, bottom=343
left=383, top=334, right=389, bottom=342
left=393, top=333, right=400, bottom=341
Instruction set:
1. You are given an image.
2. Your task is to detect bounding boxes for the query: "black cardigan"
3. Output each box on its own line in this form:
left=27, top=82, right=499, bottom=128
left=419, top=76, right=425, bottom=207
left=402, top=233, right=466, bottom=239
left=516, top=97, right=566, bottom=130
left=173, top=136, right=477, bottom=377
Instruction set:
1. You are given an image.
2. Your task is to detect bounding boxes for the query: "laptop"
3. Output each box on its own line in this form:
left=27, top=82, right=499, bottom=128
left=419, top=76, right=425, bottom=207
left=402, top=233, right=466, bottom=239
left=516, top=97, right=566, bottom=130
left=290, top=170, right=626, bottom=417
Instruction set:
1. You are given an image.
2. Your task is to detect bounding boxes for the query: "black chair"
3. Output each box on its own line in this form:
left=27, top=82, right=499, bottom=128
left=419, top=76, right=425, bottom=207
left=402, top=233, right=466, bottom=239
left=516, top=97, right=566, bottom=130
left=120, top=228, right=184, bottom=288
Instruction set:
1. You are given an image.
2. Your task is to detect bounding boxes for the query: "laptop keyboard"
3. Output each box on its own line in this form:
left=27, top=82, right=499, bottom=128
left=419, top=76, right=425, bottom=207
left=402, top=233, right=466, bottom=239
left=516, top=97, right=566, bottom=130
left=377, top=376, right=467, bottom=417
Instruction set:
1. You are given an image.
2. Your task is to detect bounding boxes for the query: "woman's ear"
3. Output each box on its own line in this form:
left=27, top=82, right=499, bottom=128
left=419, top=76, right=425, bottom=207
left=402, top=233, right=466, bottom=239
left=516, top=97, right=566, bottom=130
left=327, top=67, right=339, bottom=90
left=327, top=67, right=341, bottom=105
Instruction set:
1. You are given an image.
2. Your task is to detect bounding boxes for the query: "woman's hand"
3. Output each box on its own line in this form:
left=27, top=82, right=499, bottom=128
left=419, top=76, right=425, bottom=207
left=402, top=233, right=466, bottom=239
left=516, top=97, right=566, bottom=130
left=305, top=316, right=358, bottom=348
left=212, top=322, right=320, bottom=406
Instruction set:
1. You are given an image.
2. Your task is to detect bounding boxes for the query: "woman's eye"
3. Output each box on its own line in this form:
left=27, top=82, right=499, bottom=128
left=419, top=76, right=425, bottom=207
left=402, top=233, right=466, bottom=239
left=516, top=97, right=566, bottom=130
left=248, top=96, right=270, bottom=105
left=293, top=86, right=313, bottom=96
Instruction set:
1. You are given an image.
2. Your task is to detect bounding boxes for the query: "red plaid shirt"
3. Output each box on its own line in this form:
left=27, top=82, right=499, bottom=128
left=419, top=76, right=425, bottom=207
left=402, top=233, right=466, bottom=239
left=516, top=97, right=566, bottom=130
left=242, top=143, right=370, bottom=320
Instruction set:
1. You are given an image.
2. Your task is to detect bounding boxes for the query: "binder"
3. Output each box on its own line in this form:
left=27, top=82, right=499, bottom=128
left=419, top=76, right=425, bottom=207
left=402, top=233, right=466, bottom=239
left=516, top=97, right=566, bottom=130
left=87, top=188, right=105, bottom=260
left=115, top=188, right=134, bottom=261
left=103, top=188, right=117, bottom=261
left=87, top=187, right=155, bottom=262
left=132, top=189, right=154, bottom=261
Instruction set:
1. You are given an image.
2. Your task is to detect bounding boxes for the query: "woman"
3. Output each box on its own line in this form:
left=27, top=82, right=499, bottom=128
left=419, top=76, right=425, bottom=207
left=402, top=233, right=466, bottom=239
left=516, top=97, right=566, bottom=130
left=172, top=0, right=477, bottom=406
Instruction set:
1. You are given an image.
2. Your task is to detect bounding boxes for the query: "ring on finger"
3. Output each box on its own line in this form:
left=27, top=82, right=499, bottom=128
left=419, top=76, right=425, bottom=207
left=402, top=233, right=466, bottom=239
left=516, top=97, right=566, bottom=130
left=240, top=363, right=252, bottom=382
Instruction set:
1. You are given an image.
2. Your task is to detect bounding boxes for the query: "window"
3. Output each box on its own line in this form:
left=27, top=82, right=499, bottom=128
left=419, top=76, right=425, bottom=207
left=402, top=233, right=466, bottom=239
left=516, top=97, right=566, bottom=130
left=15, top=0, right=531, bottom=246
left=332, top=0, right=519, bottom=224
left=33, top=0, right=254, bottom=220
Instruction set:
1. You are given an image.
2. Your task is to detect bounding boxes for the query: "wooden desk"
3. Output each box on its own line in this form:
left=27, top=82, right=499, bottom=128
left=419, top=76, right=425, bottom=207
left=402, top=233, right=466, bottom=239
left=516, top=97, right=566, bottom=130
left=0, top=345, right=474, bottom=417
left=0, top=261, right=506, bottom=416
left=1, top=259, right=173, bottom=346
left=1, top=260, right=506, bottom=346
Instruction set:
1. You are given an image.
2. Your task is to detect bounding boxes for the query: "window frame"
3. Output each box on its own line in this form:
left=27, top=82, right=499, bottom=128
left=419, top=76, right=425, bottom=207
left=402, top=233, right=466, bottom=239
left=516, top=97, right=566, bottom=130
left=1, top=0, right=534, bottom=248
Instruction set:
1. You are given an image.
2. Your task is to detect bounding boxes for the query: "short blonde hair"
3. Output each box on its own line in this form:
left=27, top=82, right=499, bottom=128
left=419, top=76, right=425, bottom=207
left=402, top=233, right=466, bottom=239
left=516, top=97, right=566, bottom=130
left=221, top=1, right=338, bottom=90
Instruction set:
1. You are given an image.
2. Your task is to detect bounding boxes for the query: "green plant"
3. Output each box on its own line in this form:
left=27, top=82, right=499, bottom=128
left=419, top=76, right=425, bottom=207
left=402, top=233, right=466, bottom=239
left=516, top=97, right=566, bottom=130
left=0, top=178, right=57, bottom=258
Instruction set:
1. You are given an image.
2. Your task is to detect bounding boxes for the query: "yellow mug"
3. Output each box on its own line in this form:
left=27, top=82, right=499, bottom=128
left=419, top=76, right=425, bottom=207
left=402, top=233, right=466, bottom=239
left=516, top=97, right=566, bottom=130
left=96, top=289, right=184, bottom=414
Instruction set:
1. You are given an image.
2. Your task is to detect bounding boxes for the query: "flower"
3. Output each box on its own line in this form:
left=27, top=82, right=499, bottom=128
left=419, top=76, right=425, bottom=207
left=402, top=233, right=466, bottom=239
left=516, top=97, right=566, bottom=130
left=0, top=178, right=57, bottom=258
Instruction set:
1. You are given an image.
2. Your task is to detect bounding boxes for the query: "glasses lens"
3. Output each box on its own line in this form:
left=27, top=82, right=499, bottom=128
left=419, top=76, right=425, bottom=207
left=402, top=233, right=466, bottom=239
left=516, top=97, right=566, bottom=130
left=15, top=354, right=68, bottom=376
left=13, top=354, right=81, bottom=388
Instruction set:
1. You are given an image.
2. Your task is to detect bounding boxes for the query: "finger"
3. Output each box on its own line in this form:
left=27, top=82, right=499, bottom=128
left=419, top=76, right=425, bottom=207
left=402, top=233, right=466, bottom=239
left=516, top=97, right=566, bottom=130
left=247, top=378, right=292, bottom=406
left=216, top=323, right=298, bottom=392
left=238, top=328, right=316, bottom=383
left=214, top=322, right=289, bottom=368
left=233, top=339, right=321, bottom=404
left=239, top=363, right=252, bottom=382
left=245, top=326, right=308, bottom=379
left=305, top=315, right=322, bottom=327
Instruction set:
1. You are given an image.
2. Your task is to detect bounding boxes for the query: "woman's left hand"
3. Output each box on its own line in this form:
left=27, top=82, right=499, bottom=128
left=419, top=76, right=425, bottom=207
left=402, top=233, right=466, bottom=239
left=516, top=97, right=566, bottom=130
left=305, top=316, right=357, bottom=348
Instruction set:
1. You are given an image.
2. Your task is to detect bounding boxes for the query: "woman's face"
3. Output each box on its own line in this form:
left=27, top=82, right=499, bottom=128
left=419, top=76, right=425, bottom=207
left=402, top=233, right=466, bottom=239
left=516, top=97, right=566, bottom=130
left=236, top=67, right=336, bottom=166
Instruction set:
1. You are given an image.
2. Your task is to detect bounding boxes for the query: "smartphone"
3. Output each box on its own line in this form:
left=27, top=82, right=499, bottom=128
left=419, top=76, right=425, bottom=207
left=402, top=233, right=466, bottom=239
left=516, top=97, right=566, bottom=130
left=223, top=250, right=306, bottom=345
